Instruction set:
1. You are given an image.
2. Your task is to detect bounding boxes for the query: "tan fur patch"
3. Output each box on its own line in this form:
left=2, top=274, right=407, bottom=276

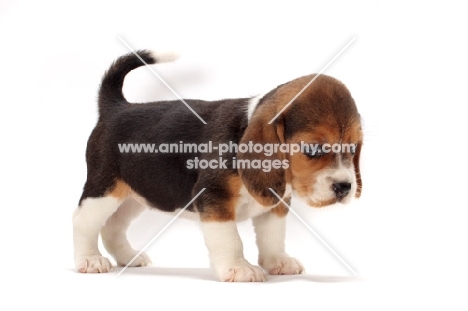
left=353, top=142, right=363, bottom=198
left=200, top=175, right=242, bottom=222
left=107, top=179, right=131, bottom=199
left=270, top=195, right=290, bottom=217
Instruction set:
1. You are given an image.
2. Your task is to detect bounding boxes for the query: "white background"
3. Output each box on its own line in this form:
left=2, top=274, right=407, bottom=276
left=1, top=0, right=467, bottom=309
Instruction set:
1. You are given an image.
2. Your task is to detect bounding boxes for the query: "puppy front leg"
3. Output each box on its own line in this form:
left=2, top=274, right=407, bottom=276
left=201, top=221, right=266, bottom=282
left=253, top=210, right=304, bottom=275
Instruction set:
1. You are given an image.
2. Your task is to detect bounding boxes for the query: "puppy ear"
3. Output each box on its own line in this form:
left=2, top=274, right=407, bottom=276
left=353, top=142, right=363, bottom=198
left=237, top=115, right=286, bottom=206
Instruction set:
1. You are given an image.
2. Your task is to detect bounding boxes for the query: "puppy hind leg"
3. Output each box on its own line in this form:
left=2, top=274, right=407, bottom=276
left=101, top=198, right=151, bottom=267
left=73, top=196, right=123, bottom=273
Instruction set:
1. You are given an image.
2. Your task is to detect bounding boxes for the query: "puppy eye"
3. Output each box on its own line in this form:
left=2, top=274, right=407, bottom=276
left=302, top=144, right=323, bottom=159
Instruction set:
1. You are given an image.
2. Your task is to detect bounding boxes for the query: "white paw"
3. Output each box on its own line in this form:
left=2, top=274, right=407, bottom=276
left=75, top=255, right=113, bottom=273
left=115, top=251, right=152, bottom=267
left=260, top=255, right=305, bottom=275
left=214, top=260, right=267, bottom=282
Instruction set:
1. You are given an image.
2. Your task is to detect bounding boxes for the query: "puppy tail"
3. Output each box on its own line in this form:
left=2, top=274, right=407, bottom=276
left=98, top=50, right=179, bottom=116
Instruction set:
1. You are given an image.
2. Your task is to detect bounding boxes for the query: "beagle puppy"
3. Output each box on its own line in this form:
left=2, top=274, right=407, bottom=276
left=73, top=50, right=363, bottom=282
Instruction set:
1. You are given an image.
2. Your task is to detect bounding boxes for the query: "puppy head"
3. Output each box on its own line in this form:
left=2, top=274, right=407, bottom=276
left=238, top=74, right=362, bottom=207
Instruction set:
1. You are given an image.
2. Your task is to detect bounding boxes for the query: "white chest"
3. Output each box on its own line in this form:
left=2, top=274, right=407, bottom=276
left=234, top=186, right=271, bottom=221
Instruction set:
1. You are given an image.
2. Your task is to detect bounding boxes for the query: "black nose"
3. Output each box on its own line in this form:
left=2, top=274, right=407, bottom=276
left=332, top=182, right=351, bottom=199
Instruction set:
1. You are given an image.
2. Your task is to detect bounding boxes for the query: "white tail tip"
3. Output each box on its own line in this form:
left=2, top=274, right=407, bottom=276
left=151, top=50, right=180, bottom=63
